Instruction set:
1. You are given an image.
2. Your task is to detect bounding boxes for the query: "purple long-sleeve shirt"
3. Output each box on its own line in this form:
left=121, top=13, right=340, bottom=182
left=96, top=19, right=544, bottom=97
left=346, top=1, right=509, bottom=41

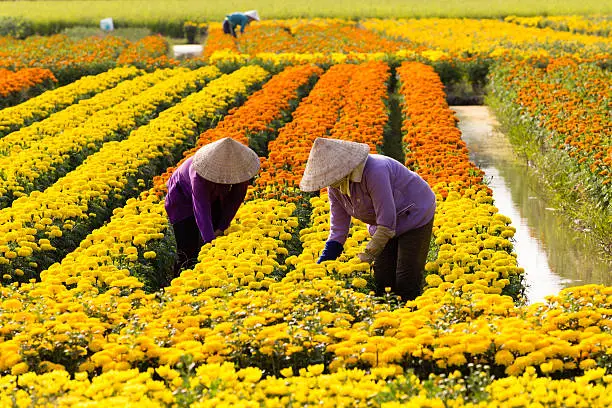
left=164, top=156, right=249, bottom=243
left=328, top=154, right=436, bottom=244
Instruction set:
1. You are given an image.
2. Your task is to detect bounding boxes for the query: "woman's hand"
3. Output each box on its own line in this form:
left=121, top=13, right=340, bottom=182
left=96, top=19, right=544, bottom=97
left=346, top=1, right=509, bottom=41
left=357, top=251, right=376, bottom=264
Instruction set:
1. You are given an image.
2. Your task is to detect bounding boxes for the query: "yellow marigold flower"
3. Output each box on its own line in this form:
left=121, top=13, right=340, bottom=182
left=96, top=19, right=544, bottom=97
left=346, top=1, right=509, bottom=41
left=425, top=274, right=443, bottom=287
left=307, top=364, right=325, bottom=376
left=447, top=353, right=467, bottom=366
left=11, top=362, right=29, bottom=376
left=280, top=367, right=294, bottom=378
left=3, top=298, right=22, bottom=311
left=351, top=277, right=368, bottom=289
left=238, top=367, right=263, bottom=383
left=579, top=359, right=598, bottom=370
left=540, top=362, right=554, bottom=374
left=143, top=251, right=156, bottom=259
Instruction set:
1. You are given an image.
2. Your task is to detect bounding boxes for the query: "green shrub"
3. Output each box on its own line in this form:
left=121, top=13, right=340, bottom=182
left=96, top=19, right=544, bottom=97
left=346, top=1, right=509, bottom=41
left=0, top=16, right=35, bottom=39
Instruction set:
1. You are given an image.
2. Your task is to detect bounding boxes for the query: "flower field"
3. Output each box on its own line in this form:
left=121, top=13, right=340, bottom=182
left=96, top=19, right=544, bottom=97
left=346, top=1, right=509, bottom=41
left=0, top=15, right=611, bottom=406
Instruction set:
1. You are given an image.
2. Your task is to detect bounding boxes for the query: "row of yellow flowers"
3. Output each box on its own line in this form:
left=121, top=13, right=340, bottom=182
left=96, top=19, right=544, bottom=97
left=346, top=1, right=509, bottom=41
left=0, top=66, right=268, bottom=282
left=505, top=15, right=612, bottom=37
left=0, top=67, right=57, bottom=108
left=362, top=18, right=611, bottom=60
left=0, top=66, right=145, bottom=157
left=0, top=67, right=188, bottom=207
left=0, top=66, right=140, bottom=137
left=5, top=361, right=612, bottom=407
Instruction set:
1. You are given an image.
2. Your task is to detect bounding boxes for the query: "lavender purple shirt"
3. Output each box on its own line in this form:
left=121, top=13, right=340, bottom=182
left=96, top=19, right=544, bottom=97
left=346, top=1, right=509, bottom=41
left=328, top=154, right=436, bottom=244
left=164, top=156, right=249, bottom=243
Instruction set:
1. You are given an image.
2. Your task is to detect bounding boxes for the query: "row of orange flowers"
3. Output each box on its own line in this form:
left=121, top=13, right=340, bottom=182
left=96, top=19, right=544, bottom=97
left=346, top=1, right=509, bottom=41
left=256, top=61, right=390, bottom=197
left=489, top=57, right=611, bottom=209
left=0, top=68, right=57, bottom=108
left=0, top=34, right=178, bottom=85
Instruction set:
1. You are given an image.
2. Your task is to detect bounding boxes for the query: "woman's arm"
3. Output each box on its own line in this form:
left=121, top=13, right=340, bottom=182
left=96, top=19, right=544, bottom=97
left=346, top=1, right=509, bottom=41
left=191, top=176, right=217, bottom=243
left=327, top=187, right=352, bottom=245
left=216, top=181, right=249, bottom=232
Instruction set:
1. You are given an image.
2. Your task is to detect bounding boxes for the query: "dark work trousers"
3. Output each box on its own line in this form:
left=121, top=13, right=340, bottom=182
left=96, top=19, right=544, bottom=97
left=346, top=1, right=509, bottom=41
left=373, top=216, right=434, bottom=302
left=222, top=19, right=237, bottom=37
left=171, top=216, right=203, bottom=277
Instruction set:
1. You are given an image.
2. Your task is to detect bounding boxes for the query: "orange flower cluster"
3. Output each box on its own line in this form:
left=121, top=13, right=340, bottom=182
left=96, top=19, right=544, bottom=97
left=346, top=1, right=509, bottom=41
left=233, top=21, right=416, bottom=55
left=0, top=34, right=175, bottom=83
left=398, top=61, right=489, bottom=197
left=256, top=64, right=355, bottom=193
left=491, top=58, right=611, bottom=196
left=202, top=26, right=240, bottom=60
left=0, top=68, right=57, bottom=105
left=116, top=35, right=179, bottom=69
left=151, top=64, right=323, bottom=196
left=257, top=61, right=390, bottom=197
left=0, top=35, right=127, bottom=71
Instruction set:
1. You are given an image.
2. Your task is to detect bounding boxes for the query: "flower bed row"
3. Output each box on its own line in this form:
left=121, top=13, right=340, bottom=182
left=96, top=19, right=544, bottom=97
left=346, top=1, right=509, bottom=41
left=505, top=15, right=612, bottom=37
left=256, top=61, right=389, bottom=197
left=0, top=68, right=57, bottom=109
left=0, top=67, right=219, bottom=209
left=488, top=58, right=611, bottom=215
left=0, top=66, right=140, bottom=138
left=363, top=18, right=611, bottom=59
left=0, top=66, right=266, bottom=283
left=0, top=34, right=176, bottom=84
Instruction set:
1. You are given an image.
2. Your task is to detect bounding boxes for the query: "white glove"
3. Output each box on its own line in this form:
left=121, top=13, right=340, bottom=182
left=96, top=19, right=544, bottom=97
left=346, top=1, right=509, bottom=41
left=357, top=225, right=395, bottom=264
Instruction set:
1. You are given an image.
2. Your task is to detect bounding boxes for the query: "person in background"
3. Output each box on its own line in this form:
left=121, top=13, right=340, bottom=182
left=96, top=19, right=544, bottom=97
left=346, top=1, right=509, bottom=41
left=222, top=10, right=260, bottom=38
left=299, top=138, right=436, bottom=302
left=165, top=137, right=260, bottom=275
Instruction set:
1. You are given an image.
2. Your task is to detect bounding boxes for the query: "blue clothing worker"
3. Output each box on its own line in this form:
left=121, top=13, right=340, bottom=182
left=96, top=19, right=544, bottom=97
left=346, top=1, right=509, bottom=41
left=223, top=10, right=260, bottom=37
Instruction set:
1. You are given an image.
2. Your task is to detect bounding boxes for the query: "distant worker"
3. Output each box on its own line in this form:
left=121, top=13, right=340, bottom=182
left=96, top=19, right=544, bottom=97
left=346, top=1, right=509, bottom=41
left=222, top=10, right=260, bottom=38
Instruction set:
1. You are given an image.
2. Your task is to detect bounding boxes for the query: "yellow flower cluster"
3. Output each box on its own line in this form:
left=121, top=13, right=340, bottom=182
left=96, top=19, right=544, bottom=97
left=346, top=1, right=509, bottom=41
left=362, top=18, right=611, bottom=59
left=2, top=57, right=612, bottom=404
left=0, top=67, right=201, bottom=203
left=0, top=65, right=268, bottom=282
left=505, top=15, right=612, bottom=37
left=0, top=66, right=140, bottom=137
left=425, top=190, right=520, bottom=296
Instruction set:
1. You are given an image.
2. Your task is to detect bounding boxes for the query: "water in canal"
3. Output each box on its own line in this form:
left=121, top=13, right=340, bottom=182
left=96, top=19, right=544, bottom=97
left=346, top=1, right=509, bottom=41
left=452, top=106, right=612, bottom=304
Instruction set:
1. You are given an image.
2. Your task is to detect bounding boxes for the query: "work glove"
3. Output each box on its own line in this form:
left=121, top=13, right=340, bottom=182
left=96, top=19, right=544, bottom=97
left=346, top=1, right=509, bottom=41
left=357, top=225, right=395, bottom=264
left=317, top=240, right=344, bottom=263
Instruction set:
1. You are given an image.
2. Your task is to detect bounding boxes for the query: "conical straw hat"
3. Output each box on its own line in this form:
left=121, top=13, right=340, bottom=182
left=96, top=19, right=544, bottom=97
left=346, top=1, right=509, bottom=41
left=299, top=138, right=370, bottom=192
left=244, top=10, right=260, bottom=21
left=192, top=138, right=260, bottom=184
